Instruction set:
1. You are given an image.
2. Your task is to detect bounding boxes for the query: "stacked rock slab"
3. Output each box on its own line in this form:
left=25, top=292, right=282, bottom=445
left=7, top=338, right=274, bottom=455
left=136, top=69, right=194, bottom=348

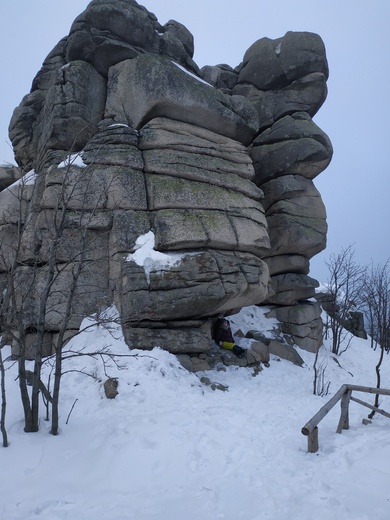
left=2, top=0, right=332, bottom=356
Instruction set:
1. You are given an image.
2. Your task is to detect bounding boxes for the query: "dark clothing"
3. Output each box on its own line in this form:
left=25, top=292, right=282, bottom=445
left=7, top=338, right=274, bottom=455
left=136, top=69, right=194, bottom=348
left=213, top=318, right=245, bottom=357
left=213, top=319, right=234, bottom=346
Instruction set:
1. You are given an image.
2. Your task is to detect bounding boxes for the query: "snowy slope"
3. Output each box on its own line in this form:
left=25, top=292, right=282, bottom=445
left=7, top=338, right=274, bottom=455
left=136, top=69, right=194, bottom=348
left=1, top=307, right=390, bottom=520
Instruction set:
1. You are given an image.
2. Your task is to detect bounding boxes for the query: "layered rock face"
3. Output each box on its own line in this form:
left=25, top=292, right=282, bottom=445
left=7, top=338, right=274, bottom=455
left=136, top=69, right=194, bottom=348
left=1, top=0, right=332, bottom=355
left=202, top=32, right=332, bottom=351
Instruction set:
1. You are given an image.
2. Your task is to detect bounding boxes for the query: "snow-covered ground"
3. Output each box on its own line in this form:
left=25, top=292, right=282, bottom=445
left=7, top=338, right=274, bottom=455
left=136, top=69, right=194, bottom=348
left=1, top=307, right=389, bottom=520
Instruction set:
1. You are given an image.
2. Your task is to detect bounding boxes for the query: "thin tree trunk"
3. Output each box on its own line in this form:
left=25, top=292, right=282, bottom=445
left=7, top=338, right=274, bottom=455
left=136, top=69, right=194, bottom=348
left=369, top=345, right=384, bottom=419
left=18, top=333, right=34, bottom=432
left=313, top=346, right=319, bottom=395
left=50, top=343, right=62, bottom=435
left=0, top=347, right=8, bottom=447
left=31, top=233, right=60, bottom=431
left=51, top=253, right=85, bottom=435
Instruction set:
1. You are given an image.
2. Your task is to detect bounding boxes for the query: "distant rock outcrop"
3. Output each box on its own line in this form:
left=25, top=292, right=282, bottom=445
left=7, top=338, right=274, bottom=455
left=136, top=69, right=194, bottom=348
left=1, top=0, right=332, bottom=357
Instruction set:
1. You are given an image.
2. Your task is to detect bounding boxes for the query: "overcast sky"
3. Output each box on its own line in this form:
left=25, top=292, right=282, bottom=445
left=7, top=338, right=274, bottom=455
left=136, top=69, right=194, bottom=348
left=1, top=0, right=389, bottom=281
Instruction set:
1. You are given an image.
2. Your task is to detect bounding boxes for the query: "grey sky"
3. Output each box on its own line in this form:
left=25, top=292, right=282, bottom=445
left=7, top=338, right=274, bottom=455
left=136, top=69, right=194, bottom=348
left=1, top=0, right=389, bottom=281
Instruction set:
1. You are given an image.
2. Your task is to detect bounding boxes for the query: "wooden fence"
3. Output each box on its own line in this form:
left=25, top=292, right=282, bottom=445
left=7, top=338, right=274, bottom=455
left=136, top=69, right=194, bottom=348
left=301, top=384, right=390, bottom=453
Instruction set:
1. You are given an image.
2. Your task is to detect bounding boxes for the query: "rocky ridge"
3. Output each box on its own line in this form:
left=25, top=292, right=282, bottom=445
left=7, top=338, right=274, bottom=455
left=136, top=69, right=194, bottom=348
left=0, top=0, right=333, bottom=363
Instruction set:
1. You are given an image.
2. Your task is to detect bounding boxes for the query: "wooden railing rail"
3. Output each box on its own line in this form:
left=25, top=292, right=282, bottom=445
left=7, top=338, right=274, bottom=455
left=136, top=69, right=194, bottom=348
left=302, top=384, right=390, bottom=453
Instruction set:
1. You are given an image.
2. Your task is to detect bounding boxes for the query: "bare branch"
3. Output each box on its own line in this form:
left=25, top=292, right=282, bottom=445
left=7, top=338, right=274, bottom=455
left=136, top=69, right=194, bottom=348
left=322, top=245, right=365, bottom=355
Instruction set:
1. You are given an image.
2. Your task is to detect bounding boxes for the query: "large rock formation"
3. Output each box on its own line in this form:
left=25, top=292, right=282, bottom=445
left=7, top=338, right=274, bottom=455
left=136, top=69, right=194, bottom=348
left=1, top=0, right=332, bottom=356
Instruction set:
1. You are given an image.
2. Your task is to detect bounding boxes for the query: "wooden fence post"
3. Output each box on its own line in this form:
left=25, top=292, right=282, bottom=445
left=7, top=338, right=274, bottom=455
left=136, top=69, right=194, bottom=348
left=337, top=389, right=352, bottom=433
left=308, top=426, right=319, bottom=453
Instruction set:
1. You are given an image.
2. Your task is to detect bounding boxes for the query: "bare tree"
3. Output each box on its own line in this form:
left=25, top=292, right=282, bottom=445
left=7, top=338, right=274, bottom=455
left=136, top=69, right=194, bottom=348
left=312, top=344, right=330, bottom=397
left=361, top=260, right=390, bottom=417
left=0, top=155, right=112, bottom=433
left=323, top=246, right=365, bottom=355
left=0, top=170, right=38, bottom=431
left=1, top=140, right=157, bottom=438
